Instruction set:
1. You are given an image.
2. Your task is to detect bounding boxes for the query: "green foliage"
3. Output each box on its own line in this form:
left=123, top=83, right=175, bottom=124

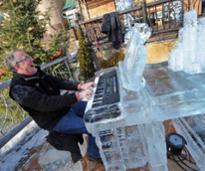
left=0, top=88, right=27, bottom=130
left=0, top=0, right=48, bottom=66
left=99, top=49, right=125, bottom=68
left=77, top=30, right=95, bottom=81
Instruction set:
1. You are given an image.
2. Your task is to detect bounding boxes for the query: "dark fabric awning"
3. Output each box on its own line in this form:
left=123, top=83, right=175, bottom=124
left=63, top=0, right=76, bottom=11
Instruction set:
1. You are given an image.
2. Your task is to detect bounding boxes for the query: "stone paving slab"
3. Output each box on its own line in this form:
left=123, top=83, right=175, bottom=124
left=15, top=141, right=184, bottom=171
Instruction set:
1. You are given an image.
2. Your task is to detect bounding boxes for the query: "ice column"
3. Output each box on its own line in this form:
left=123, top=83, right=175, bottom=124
left=197, top=17, right=205, bottom=70
left=94, top=125, right=148, bottom=171
left=169, top=10, right=205, bottom=74
left=115, top=0, right=132, bottom=11
left=119, top=23, right=151, bottom=91
left=143, top=122, right=168, bottom=171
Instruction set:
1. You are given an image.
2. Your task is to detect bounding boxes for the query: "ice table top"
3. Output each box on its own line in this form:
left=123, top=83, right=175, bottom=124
left=122, top=62, right=205, bottom=125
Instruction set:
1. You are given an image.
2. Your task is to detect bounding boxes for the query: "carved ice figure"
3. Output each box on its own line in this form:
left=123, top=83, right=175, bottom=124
left=119, top=23, right=151, bottom=91
left=197, top=17, right=205, bottom=71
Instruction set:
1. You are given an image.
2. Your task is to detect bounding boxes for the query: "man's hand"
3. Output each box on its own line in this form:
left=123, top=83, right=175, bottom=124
left=78, top=81, right=95, bottom=90
left=75, top=89, right=92, bottom=101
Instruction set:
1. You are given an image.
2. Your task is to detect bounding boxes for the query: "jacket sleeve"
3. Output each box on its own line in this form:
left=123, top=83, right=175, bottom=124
left=45, top=74, right=79, bottom=91
left=11, top=85, right=78, bottom=112
left=101, top=13, right=110, bottom=34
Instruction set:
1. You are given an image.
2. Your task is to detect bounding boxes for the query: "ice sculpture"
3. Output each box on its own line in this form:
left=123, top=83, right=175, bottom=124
left=123, top=14, right=135, bottom=44
left=84, top=9, right=205, bottom=171
left=119, top=23, right=151, bottom=91
left=115, top=0, right=132, bottom=11
left=169, top=10, right=205, bottom=74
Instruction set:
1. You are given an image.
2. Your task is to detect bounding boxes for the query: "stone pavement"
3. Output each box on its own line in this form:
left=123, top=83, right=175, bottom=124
left=13, top=122, right=183, bottom=171
left=15, top=142, right=183, bottom=171
left=16, top=142, right=83, bottom=171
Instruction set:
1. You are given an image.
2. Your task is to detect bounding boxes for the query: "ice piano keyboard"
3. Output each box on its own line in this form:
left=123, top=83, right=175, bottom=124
left=84, top=68, right=121, bottom=123
left=84, top=67, right=148, bottom=171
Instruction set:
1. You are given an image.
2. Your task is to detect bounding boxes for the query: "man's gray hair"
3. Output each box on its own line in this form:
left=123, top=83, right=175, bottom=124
left=5, top=49, right=23, bottom=70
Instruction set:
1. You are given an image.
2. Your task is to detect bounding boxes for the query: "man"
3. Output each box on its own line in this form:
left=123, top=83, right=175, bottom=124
left=5, top=49, right=104, bottom=171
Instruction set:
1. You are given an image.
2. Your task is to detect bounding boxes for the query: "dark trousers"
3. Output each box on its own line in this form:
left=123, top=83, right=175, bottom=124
left=53, top=101, right=101, bottom=159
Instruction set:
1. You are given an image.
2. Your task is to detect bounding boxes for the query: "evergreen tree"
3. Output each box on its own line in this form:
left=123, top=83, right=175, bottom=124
left=0, top=0, right=48, bottom=65
left=77, top=30, right=95, bottom=81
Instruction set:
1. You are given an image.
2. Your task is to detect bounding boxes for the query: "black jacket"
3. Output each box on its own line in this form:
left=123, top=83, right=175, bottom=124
left=9, top=68, right=79, bottom=130
left=101, top=12, right=123, bottom=49
left=9, top=68, right=85, bottom=162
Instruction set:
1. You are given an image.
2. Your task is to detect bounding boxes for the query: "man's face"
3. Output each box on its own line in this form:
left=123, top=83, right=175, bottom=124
left=13, top=51, right=37, bottom=76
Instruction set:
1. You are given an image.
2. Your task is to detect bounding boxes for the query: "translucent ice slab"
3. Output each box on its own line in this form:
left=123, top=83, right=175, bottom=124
left=93, top=125, right=148, bottom=171
left=173, top=115, right=205, bottom=171
left=123, top=62, right=205, bottom=125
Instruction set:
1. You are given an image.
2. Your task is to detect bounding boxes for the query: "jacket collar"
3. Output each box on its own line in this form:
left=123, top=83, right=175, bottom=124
left=13, top=66, right=44, bottom=82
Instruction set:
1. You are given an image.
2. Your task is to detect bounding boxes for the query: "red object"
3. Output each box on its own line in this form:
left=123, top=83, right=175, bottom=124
left=0, top=67, right=7, bottom=77
left=95, top=38, right=100, bottom=51
left=49, top=48, right=63, bottom=61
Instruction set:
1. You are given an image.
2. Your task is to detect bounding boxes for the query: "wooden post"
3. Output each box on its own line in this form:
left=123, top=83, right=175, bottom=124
left=142, top=0, right=148, bottom=24
left=188, top=0, right=191, bottom=10
left=113, top=0, right=117, bottom=10
left=85, top=0, right=91, bottom=19
left=77, top=0, right=84, bottom=21
left=72, top=27, right=78, bottom=40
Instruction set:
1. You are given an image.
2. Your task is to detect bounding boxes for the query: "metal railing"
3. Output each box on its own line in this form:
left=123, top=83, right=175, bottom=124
left=146, top=0, right=183, bottom=34
left=78, top=0, right=184, bottom=44
left=0, top=54, right=77, bottom=144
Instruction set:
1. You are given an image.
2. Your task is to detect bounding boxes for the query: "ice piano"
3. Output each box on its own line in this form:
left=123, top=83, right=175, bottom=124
left=84, top=23, right=205, bottom=171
